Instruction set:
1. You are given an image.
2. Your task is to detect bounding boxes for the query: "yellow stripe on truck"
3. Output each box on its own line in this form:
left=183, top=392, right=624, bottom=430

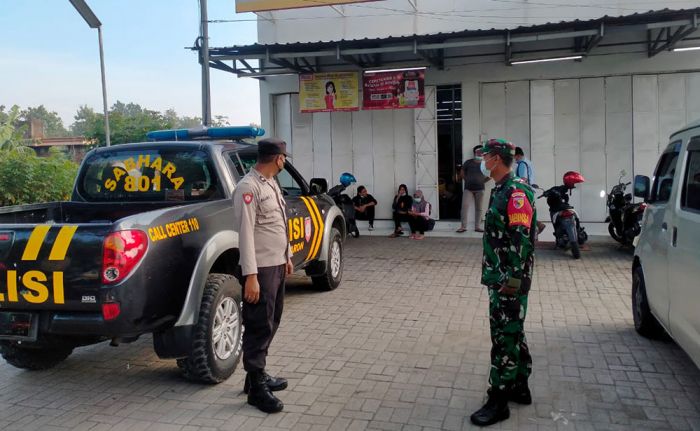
left=300, top=197, right=319, bottom=261
left=308, top=198, right=324, bottom=260
left=22, top=225, right=51, bottom=261
left=49, top=226, right=78, bottom=261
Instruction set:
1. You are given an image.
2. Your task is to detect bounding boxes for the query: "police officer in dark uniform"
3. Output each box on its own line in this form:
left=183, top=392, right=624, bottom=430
left=232, top=138, right=293, bottom=414
left=471, top=139, right=536, bottom=427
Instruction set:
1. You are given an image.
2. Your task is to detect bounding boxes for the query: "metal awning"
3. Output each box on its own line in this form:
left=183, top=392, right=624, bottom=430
left=197, top=8, right=700, bottom=78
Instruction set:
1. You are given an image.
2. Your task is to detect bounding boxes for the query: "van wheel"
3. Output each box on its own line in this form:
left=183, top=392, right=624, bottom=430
left=0, top=344, right=73, bottom=370
left=312, top=227, right=343, bottom=291
left=632, top=266, right=664, bottom=338
left=178, top=273, right=243, bottom=383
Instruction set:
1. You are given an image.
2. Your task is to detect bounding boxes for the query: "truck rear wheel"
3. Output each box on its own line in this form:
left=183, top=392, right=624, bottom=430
left=312, top=227, right=343, bottom=291
left=0, top=344, right=73, bottom=370
left=178, top=273, right=243, bottom=384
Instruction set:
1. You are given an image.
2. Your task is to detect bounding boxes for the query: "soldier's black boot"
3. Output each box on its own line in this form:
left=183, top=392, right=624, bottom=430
left=247, top=371, right=284, bottom=413
left=470, top=389, right=510, bottom=427
left=244, top=370, right=288, bottom=394
left=507, top=380, right=532, bottom=405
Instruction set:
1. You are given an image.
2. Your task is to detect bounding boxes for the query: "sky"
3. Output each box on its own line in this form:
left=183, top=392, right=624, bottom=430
left=0, top=0, right=260, bottom=128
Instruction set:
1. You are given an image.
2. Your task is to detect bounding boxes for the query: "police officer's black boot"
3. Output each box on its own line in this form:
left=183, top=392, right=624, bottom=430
left=470, top=389, right=510, bottom=427
left=507, top=379, right=532, bottom=405
left=244, top=370, right=288, bottom=394
left=247, top=370, right=284, bottom=413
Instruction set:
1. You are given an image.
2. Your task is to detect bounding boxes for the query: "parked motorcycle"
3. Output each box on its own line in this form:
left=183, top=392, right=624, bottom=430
left=535, top=171, right=588, bottom=259
left=327, top=172, right=360, bottom=238
left=605, top=170, right=647, bottom=247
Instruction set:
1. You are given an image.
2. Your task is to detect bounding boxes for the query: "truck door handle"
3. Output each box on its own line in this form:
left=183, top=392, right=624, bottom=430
left=672, top=226, right=678, bottom=247
left=662, top=222, right=668, bottom=231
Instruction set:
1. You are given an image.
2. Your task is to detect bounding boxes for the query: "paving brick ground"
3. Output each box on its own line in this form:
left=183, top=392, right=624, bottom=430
left=1, top=237, right=699, bottom=431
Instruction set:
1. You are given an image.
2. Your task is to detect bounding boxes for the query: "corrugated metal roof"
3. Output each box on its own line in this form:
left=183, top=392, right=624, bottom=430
left=214, top=7, right=699, bottom=53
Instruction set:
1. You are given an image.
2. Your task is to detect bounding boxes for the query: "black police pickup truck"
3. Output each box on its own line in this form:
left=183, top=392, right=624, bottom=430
left=0, top=126, right=345, bottom=383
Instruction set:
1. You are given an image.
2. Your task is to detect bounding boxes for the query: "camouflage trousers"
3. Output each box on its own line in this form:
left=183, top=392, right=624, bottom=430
left=488, top=288, right=532, bottom=391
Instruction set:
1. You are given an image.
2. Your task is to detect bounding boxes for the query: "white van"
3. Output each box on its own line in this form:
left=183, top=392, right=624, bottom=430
left=633, top=120, right=700, bottom=367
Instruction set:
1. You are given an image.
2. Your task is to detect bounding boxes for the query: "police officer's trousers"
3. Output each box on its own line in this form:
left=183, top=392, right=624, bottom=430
left=242, top=264, right=285, bottom=372
left=488, top=288, right=532, bottom=391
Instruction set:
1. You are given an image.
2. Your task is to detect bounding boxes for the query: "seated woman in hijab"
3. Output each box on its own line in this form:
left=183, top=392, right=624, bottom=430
left=389, top=184, right=414, bottom=237
left=407, top=189, right=431, bottom=240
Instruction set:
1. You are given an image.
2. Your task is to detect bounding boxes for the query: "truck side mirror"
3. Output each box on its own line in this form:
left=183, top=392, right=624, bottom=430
left=634, top=175, right=650, bottom=201
left=309, top=178, right=328, bottom=195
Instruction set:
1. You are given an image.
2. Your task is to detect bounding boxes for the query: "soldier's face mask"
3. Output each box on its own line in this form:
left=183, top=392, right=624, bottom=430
left=481, top=154, right=496, bottom=178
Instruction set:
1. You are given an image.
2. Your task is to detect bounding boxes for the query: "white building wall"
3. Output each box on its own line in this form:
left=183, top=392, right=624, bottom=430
left=257, top=0, right=700, bottom=44
left=263, top=50, right=700, bottom=222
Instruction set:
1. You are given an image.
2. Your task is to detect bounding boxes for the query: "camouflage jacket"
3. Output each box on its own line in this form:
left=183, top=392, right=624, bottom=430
left=481, top=172, right=536, bottom=294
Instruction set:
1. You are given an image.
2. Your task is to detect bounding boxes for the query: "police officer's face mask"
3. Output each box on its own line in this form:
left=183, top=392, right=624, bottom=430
left=276, top=156, right=285, bottom=174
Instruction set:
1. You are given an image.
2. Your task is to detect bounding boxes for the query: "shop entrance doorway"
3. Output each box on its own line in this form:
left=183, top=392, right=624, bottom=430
left=437, top=85, right=463, bottom=220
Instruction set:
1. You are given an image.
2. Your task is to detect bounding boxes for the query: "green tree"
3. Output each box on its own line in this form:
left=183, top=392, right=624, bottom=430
left=0, top=146, right=78, bottom=207
left=74, top=101, right=177, bottom=146
left=72, top=103, right=234, bottom=147
left=20, top=105, right=69, bottom=137
left=0, top=105, right=30, bottom=152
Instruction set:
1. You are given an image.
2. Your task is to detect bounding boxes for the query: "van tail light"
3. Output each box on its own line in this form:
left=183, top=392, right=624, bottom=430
left=102, top=302, right=121, bottom=321
left=102, top=230, right=148, bottom=284
left=559, top=209, right=575, bottom=218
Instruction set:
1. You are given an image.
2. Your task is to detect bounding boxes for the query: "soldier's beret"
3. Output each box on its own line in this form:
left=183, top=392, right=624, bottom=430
left=481, top=138, right=516, bottom=158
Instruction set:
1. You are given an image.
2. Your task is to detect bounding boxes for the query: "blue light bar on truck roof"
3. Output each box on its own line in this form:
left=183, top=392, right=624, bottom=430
left=146, top=126, right=265, bottom=141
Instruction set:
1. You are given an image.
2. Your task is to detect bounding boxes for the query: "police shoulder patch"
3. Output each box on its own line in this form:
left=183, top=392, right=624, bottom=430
left=243, top=192, right=253, bottom=205
left=507, top=190, right=532, bottom=227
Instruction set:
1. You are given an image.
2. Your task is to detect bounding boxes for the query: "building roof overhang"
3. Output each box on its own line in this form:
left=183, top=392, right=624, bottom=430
left=200, top=8, right=700, bottom=78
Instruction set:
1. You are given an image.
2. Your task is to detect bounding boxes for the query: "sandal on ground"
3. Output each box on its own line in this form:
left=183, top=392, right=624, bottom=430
left=475, top=228, right=484, bottom=233
left=456, top=228, right=467, bottom=233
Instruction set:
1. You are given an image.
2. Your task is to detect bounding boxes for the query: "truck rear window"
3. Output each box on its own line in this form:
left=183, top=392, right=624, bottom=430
left=77, top=149, right=222, bottom=202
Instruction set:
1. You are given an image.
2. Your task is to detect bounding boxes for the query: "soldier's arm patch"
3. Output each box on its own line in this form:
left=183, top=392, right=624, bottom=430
left=507, top=190, right=532, bottom=227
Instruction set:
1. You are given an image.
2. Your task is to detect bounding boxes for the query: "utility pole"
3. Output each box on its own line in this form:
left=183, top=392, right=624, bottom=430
left=200, top=0, right=212, bottom=126
left=69, top=0, right=111, bottom=146
left=97, top=26, right=111, bottom=146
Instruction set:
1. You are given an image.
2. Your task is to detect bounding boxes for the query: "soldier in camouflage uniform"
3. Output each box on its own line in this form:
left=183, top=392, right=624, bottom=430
left=471, top=139, right=536, bottom=427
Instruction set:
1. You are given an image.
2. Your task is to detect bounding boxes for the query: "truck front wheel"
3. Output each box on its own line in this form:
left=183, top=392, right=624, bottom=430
left=177, top=273, right=243, bottom=384
left=0, top=343, right=73, bottom=370
left=312, top=227, right=343, bottom=291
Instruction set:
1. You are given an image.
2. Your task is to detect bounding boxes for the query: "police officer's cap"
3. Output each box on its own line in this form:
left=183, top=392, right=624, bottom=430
left=481, top=138, right=515, bottom=158
left=258, top=138, right=290, bottom=158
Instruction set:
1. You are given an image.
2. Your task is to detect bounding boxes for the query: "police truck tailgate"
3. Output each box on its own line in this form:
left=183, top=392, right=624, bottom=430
left=0, top=223, right=109, bottom=312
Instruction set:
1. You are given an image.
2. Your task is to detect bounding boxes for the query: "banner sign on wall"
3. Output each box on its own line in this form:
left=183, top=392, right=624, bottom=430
left=299, top=72, right=360, bottom=113
left=362, top=69, right=425, bottom=110
left=236, top=0, right=377, bottom=13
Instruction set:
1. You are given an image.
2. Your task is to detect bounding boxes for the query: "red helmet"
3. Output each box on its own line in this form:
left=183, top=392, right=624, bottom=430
left=563, top=171, right=585, bottom=189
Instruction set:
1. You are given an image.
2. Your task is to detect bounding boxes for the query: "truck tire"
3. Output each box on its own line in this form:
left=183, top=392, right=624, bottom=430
left=0, top=344, right=73, bottom=370
left=312, top=227, right=343, bottom=291
left=178, top=273, right=243, bottom=384
left=632, top=266, right=664, bottom=338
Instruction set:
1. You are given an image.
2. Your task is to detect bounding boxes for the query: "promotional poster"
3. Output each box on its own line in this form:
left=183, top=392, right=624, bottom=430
left=299, top=72, right=360, bottom=113
left=236, top=0, right=378, bottom=13
left=362, top=69, right=425, bottom=110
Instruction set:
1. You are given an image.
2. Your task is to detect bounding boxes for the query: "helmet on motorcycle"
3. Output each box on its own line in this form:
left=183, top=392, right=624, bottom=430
left=563, top=171, right=585, bottom=189
left=339, top=172, right=357, bottom=187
